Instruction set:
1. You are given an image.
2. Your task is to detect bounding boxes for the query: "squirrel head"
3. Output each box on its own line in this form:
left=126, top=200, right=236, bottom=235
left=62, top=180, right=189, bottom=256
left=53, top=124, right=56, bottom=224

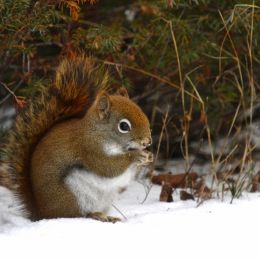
left=86, top=88, right=152, bottom=154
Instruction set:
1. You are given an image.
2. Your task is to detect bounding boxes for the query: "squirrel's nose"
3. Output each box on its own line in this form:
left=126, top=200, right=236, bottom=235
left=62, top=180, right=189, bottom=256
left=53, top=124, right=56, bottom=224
left=141, top=137, right=152, bottom=148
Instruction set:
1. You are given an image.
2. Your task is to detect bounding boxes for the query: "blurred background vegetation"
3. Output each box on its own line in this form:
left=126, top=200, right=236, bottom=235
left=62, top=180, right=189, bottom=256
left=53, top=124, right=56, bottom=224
left=0, top=0, right=259, bottom=166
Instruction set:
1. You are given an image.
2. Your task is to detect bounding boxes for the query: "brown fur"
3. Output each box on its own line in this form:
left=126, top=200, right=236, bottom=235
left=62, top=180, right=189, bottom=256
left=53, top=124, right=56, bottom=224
left=30, top=94, right=151, bottom=219
left=0, top=56, right=109, bottom=218
left=0, top=56, right=152, bottom=220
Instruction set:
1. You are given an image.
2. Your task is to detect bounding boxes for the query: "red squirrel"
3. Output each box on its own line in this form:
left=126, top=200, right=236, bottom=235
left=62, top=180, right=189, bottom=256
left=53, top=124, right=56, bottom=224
left=0, top=56, right=153, bottom=223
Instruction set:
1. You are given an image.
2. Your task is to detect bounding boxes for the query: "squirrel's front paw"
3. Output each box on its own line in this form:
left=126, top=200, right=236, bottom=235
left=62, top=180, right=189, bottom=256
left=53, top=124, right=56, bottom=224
left=137, top=150, right=153, bottom=166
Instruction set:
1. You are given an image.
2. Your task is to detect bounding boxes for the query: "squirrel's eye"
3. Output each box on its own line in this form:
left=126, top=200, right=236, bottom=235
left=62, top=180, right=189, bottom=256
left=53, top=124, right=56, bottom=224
left=118, top=119, right=131, bottom=133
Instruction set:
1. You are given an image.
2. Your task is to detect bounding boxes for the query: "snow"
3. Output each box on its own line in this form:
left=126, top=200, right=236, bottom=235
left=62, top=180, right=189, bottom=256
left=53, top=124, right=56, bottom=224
left=1, top=180, right=260, bottom=260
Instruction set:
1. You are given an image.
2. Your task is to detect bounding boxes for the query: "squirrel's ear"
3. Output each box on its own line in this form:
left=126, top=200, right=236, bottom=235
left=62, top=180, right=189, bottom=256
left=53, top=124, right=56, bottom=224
left=96, top=92, right=111, bottom=120
left=115, top=87, right=129, bottom=98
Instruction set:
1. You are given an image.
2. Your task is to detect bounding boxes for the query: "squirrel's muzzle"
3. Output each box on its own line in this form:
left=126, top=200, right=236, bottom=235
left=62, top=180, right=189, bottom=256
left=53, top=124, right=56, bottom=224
left=141, top=137, right=152, bottom=149
left=127, top=137, right=152, bottom=151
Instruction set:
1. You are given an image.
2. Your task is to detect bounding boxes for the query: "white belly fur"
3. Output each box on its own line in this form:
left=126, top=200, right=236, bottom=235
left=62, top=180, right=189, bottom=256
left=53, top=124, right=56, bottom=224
left=65, top=165, right=136, bottom=215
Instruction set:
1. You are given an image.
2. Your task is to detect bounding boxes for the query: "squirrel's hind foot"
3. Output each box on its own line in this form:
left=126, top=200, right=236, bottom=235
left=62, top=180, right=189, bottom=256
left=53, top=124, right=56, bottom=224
left=87, top=212, right=121, bottom=223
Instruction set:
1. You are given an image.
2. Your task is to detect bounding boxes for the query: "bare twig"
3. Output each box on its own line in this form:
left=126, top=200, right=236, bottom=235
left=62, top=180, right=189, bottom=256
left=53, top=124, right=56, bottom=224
left=101, top=60, right=199, bottom=101
left=112, top=204, right=128, bottom=221
left=0, top=81, right=24, bottom=105
left=141, top=107, right=170, bottom=204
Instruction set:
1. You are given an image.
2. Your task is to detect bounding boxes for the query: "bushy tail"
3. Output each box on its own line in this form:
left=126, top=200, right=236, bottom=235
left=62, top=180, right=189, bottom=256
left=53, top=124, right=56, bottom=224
left=0, top=56, right=109, bottom=215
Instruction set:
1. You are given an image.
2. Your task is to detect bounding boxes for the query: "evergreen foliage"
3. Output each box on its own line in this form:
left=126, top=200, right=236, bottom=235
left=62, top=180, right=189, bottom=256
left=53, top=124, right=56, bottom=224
left=0, top=0, right=259, bottom=160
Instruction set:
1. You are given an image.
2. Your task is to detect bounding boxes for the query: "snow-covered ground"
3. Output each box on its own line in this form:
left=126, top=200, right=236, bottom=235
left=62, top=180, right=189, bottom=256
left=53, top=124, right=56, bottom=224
left=0, top=180, right=260, bottom=260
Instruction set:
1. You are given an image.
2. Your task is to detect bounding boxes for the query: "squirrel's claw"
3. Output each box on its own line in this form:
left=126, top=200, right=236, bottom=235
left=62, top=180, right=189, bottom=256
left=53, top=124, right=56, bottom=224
left=87, top=212, right=121, bottom=223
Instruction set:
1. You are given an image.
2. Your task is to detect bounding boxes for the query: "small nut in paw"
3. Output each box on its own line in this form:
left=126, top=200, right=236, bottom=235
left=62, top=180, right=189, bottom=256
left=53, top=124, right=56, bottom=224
left=138, top=151, right=153, bottom=165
